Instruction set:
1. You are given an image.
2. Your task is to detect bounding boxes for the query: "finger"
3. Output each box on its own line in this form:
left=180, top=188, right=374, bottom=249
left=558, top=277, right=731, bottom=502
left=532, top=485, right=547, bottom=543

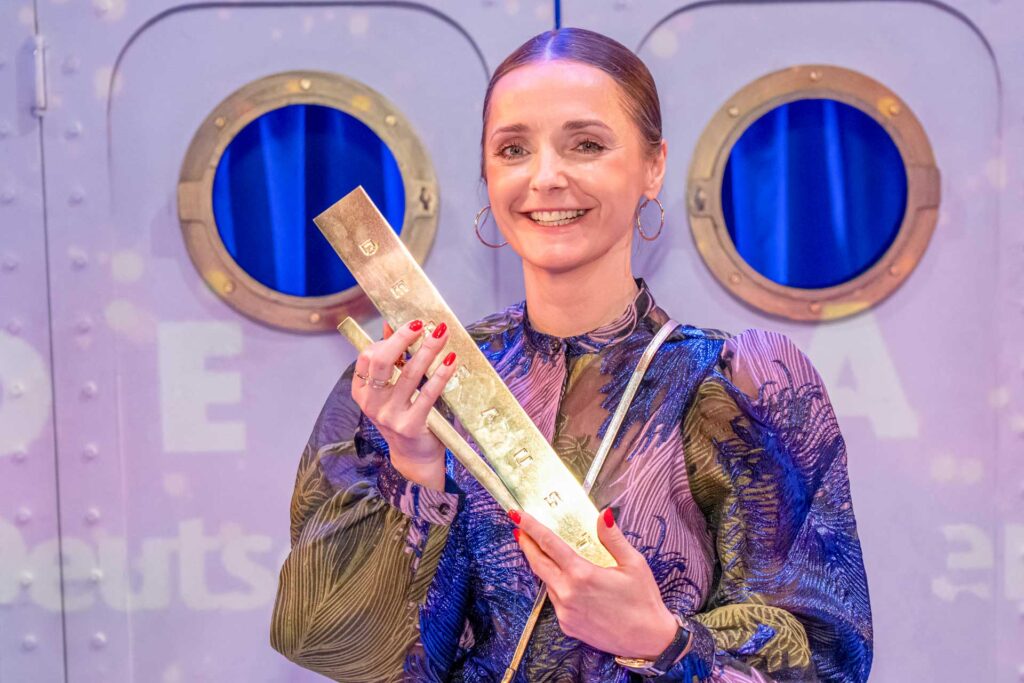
left=515, top=510, right=580, bottom=572
left=351, top=351, right=372, bottom=397
left=407, top=351, right=456, bottom=423
left=368, top=320, right=424, bottom=382
left=392, top=321, right=449, bottom=400
left=515, top=528, right=562, bottom=585
left=383, top=322, right=394, bottom=339
left=595, top=507, right=638, bottom=568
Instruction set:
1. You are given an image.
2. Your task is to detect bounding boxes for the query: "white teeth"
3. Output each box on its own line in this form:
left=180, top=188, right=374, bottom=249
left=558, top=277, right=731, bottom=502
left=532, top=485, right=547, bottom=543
left=529, top=209, right=587, bottom=225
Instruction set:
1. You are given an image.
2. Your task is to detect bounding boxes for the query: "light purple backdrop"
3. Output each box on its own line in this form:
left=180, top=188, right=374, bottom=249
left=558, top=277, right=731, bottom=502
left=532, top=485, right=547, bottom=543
left=1, top=1, right=1022, bottom=681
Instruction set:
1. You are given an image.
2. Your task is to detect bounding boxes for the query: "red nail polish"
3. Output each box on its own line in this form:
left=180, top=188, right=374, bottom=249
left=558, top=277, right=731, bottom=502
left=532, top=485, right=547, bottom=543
left=443, top=352, right=456, bottom=366
left=513, top=528, right=520, bottom=542
left=603, top=508, right=615, bottom=528
left=408, top=320, right=423, bottom=331
left=432, top=322, right=447, bottom=339
left=508, top=509, right=521, bottom=525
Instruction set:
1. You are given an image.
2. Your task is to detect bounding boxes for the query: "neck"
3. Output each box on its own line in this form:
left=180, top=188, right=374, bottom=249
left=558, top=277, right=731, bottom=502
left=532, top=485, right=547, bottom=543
left=522, top=252, right=639, bottom=338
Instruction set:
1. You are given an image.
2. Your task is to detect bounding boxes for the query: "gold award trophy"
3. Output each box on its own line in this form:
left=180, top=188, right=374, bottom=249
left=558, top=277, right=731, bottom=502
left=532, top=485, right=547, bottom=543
left=314, top=187, right=614, bottom=568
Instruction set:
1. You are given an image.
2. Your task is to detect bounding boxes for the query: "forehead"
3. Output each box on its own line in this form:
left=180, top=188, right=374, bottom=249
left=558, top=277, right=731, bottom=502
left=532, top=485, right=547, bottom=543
left=486, top=60, right=631, bottom=131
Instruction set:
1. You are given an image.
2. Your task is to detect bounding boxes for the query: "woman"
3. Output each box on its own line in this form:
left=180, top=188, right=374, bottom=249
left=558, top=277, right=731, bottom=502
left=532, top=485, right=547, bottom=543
left=271, top=28, right=872, bottom=682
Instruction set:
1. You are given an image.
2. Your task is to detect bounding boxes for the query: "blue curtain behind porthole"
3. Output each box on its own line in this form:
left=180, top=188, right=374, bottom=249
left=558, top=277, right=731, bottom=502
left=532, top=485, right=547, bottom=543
left=213, top=104, right=405, bottom=297
left=722, top=99, right=907, bottom=289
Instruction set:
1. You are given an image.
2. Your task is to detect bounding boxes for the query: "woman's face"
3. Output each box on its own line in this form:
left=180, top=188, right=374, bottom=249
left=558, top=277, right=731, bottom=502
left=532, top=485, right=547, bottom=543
left=482, top=60, right=666, bottom=275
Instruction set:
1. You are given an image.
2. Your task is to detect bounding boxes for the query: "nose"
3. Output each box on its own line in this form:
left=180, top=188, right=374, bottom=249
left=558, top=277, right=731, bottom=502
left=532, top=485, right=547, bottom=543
left=529, top=147, right=568, bottom=193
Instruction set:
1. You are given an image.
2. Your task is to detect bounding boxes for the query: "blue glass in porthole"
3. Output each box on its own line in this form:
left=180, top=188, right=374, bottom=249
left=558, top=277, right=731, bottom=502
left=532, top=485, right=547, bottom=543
left=212, top=104, right=405, bottom=297
left=722, top=98, right=907, bottom=289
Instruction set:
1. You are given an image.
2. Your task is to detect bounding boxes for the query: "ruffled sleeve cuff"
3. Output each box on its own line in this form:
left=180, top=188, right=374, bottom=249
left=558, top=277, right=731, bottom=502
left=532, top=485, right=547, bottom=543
left=376, top=451, right=462, bottom=526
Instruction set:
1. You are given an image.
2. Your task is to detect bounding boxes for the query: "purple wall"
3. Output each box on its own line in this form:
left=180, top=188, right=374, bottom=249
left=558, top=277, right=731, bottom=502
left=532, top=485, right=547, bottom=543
left=1, top=1, right=1022, bottom=681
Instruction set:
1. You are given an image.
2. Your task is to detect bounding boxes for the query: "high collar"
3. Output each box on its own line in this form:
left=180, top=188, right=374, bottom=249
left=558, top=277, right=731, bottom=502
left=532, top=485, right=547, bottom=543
left=522, top=278, right=657, bottom=357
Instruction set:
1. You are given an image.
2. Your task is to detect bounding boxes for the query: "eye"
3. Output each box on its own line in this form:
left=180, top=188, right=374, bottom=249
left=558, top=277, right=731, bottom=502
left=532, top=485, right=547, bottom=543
left=497, top=141, right=528, bottom=159
left=575, top=138, right=606, bottom=154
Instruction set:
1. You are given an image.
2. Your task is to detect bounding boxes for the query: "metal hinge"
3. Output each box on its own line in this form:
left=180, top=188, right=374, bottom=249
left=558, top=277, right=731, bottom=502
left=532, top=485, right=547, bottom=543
left=32, top=34, right=47, bottom=117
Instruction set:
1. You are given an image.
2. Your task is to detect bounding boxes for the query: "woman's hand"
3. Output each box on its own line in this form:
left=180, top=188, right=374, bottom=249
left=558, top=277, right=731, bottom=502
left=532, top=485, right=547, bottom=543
left=351, top=320, right=457, bottom=490
left=511, top=508, right=678, bottom=660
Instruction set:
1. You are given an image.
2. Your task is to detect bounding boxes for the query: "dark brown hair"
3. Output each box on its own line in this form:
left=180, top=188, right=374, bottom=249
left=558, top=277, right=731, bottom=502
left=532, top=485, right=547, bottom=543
left=480, top=27, right=663, bottom=177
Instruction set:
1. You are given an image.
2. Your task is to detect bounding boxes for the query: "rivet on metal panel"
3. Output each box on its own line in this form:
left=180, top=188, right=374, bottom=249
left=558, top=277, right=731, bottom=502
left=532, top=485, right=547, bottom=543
left=727, top=106, right=740, bottom=117
left=19, top=570, right=34, bottom=587
left=69, top=188, right=85, bottom=205
left=82, top=443, right=99, bottom=461
left=76, top=315, right=93, bottom=333
left=15, top=507, right=31, bottom=524
left=90, top=568, right=104, bottom=583
left=6, top=318, right=22, bottom=334
left=70, top=249, right=88, bottom=269
left=85, top=507, right=101, bottom=525
left=214, top=116, right=226, bottom=128
left=810, top=70, right=822, bottom=82
left=65, top=121, right=83, bottom=139
left=728, top=272, right=741, bottom=284
left=299, top=78, right=312, bottom=91
left=81, top=381, right=99, bottom=399
left=888, top=265, right=901, bottom=277
left=1, top=253, right=18, bottom=271
left=90, top=632, right=107, bottom=649
left=888, top=103, right=901, bottom=116
left=62, top=56, right=80, bottom=74
left=384, top=114, right=397, bottom=126
left=10, top=381, right=24, bottom=398
left=21, top=634, right=38, bottom=651
left=223, top=281, right=235, bottom=294
left=309, top=312, right=321, bottom=323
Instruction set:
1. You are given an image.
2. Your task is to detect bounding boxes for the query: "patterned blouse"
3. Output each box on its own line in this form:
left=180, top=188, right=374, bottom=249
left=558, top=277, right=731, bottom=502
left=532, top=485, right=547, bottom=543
left=271, top=280, right=873, bottom=682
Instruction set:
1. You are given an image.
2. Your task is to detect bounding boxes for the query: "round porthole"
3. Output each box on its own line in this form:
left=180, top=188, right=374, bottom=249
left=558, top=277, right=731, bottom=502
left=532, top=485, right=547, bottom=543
left=178, top=71, right=439, bottom=332
left=687, top=65, right=940, bottom=321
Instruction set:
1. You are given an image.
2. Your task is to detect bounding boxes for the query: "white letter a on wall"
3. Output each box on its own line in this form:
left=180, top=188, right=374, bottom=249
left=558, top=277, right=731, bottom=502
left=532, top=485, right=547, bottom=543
left=808, top=312, right=919, bottom=439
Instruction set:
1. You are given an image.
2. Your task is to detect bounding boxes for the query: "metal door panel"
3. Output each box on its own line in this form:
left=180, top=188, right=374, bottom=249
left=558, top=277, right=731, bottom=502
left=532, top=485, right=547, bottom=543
left=0, top=3, right=65, bottom=681
left=567, top=1, right=1020, bottom=680
left=30, top=1, right=553, bottom=680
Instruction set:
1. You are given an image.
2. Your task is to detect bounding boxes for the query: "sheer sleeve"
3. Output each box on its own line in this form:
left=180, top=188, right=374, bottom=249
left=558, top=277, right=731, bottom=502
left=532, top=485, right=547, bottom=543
left=270, top=363, right=463, bottom=682
left=663, top=329, right=872, bottom=683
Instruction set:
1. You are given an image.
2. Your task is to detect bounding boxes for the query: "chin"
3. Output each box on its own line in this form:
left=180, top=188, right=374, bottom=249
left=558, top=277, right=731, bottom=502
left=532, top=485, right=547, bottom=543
left=518, top=246, right=594, bottom=275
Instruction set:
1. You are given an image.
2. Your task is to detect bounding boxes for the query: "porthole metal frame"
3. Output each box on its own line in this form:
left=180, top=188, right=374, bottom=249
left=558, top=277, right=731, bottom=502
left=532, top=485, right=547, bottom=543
left=686, top=64, right=940, bottom=321
left=178, top=70, right=439, bottom=332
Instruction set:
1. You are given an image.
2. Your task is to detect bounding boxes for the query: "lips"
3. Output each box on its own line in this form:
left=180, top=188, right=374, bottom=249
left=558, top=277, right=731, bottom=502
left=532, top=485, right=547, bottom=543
left=527, top=209, right=589, bottom=227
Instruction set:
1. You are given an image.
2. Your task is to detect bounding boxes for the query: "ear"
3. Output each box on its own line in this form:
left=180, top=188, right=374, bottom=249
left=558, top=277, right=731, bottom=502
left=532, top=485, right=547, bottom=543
left=643, top=139, right=668, bottom=199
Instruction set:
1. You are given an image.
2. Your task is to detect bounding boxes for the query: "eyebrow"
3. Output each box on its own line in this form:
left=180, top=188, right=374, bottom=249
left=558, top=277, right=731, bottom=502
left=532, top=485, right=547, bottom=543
left=488, top=119, right=613, bottom=141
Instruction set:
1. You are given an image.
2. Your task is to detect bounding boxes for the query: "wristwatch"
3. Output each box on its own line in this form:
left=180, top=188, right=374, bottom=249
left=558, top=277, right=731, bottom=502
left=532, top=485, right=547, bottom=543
left=614, top=612, right=693, bottom=677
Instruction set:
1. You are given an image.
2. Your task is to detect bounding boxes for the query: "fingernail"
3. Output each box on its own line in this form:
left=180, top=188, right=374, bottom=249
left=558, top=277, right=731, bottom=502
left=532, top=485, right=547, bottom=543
left=409, top=320, right=423, bottom=332
left=508, top=509, right=521, bottom=525
left=603, top=508, right=615, bottom=528
left=432, top=322, right=447, bottom=339
left=513, top=528, right=520, bottom=542
left=443, top=352, right=456, bottom=367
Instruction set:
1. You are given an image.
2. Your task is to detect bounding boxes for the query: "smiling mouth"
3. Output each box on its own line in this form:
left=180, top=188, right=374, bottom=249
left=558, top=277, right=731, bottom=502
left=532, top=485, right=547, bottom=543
left=527, top=209, right=589, bottom=227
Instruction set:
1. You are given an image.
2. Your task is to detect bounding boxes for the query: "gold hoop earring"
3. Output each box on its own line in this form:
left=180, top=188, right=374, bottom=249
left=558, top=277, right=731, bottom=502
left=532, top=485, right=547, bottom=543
left=474, top=205, right=508, bottom=248
left=635, top=197, right=665, bottom=241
